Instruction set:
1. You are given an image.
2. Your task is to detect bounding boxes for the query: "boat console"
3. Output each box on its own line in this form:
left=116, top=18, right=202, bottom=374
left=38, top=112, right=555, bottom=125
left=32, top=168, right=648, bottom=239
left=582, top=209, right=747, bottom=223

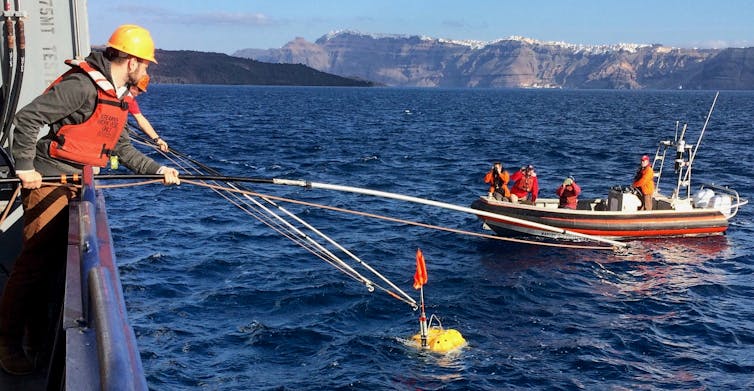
left=608, top=186, right=642, bottom=211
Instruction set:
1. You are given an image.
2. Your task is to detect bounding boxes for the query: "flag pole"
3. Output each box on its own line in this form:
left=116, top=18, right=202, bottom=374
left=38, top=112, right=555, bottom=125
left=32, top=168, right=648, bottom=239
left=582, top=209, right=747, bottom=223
left=413, top=248, right=429, bottom=348
left=419, top=285, right=428, bottom=348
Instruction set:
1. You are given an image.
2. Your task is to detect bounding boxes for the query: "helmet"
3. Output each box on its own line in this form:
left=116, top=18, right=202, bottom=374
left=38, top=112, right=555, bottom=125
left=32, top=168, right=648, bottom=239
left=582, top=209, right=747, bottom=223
left=107, top=24, right=157, bottom=63
left=136, top=74, right=150, bottom=92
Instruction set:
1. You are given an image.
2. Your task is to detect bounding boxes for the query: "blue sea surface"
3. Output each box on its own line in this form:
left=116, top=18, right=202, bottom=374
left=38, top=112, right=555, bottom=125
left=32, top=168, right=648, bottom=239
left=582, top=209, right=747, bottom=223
left=106, top=87, right=754, bottom=390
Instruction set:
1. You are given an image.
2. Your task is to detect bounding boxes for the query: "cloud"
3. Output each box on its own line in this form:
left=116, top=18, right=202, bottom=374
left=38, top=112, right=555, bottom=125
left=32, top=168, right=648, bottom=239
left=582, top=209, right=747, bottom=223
left=441, top=19, right=467, bottom=29
left=185, top=11, right=272, bottom=26
left=685, top=39, right=752, bottom=49
left=441, top=19, right=490, bottom=34
left=112, top=4, right=275, bottom=27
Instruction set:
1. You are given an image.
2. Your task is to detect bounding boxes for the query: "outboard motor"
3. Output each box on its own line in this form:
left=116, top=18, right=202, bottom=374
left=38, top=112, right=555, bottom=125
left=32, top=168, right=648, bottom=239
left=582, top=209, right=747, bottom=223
left=710, top=194, right=733, bottom=217
left=693, top=188, right=733, bottom=217
left=693, top=188, right=715, bottom=208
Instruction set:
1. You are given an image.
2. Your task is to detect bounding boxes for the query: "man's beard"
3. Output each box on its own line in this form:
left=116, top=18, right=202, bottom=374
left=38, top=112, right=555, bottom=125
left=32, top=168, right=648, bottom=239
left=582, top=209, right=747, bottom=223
left=127, top=66, right=146, bottom=86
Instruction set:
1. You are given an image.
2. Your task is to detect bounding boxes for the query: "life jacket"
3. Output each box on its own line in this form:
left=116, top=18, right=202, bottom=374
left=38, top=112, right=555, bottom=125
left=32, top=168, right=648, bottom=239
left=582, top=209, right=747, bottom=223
left=47, top=59, right=129, bottom=166
left=515, top=175, right=534, bottom=192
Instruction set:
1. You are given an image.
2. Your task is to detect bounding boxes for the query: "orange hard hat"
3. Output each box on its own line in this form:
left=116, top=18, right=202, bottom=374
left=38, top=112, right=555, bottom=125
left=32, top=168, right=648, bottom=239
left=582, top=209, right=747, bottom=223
left=136, top=75, right=150, bottom=92
left=107, top=24, right=157, bottom=63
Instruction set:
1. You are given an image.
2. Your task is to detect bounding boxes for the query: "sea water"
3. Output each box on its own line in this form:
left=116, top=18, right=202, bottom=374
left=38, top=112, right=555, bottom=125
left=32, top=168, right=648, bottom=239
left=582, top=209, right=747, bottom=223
left=106, top=87, right=754, bottom=390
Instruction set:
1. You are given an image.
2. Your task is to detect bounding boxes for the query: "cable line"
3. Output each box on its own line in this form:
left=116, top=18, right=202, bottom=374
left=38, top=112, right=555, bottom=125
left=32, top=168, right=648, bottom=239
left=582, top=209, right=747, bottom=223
left=127, top=129, right=419, bottom=308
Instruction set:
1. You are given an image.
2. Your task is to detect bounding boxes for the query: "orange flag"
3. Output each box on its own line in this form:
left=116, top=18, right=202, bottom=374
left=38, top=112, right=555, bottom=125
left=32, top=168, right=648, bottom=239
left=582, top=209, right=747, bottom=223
left=413, top=248, right=428, bottom=289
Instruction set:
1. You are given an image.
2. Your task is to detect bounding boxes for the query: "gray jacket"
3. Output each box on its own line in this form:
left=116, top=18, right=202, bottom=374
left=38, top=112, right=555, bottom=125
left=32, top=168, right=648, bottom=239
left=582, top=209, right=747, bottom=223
left=12, top=51, right=161, bottom=175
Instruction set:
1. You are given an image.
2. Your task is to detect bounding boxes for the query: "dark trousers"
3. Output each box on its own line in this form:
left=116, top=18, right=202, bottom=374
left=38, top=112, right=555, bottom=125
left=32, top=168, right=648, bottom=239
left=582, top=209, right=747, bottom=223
left=0, top=185, right=76, bottom=349
left=492, top=190, right=509, bottom=201
left=640, top=193, right=653, bottom=211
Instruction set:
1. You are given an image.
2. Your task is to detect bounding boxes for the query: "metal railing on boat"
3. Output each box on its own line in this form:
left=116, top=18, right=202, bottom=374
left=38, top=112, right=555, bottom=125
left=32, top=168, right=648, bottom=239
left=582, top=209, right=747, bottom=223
left=700, top=183, right=749, bottom=219
left=50, top=166, right=148, bottom=390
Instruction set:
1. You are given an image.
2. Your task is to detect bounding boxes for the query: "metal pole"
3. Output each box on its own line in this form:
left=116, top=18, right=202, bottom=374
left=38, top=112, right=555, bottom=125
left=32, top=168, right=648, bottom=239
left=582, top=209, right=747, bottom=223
left=683, top=91, right=719, bottom=185
left=419, top=286, right=427, bottom=348
left=303, top=181, right=628, bottom=248
left=0, top=174, right=628, bottom=247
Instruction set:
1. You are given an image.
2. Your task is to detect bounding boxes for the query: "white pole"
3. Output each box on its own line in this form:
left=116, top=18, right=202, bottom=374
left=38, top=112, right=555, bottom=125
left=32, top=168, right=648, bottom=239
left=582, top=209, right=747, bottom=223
left=683, top=91, right=719, bottom=185
left=272, top=180, right=627, bottom=248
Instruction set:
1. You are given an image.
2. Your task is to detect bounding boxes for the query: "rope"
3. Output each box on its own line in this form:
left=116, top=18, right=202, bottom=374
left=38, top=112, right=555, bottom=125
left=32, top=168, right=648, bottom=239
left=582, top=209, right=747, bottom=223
left=44, top=170, right=617, bottom=252
left=0, top=183, right=20, bottom=226
left=180, top=180, right=617, bottom=251
left=166, top=159, right=383, bottom=292
left=126, top=130, right=419, bottom=307
left=98, top=179, right=163, bottom=189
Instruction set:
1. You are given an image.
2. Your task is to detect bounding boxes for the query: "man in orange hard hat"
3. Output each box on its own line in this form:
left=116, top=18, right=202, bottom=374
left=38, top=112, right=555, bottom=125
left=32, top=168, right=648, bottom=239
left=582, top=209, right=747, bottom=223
left=0, top=24, right=178, bottom=376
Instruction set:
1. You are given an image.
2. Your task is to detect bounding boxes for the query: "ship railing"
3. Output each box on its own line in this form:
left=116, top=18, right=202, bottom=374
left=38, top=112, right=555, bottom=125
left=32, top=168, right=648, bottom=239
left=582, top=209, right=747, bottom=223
left=55, top=166, right=148, bottom=390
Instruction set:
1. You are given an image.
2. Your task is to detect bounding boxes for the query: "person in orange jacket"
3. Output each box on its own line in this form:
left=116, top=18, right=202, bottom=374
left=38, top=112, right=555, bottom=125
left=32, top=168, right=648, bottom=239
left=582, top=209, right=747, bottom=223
left=556, top=176, right=581, bottom=209
left=484, top=162, right=510, bottom=201
left=632, top=155, right=655, bottom=210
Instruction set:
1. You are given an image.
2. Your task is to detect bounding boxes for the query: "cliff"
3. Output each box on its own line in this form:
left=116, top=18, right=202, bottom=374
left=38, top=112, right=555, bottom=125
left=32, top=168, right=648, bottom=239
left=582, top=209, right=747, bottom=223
left=233, top=31, right=754, bottom=89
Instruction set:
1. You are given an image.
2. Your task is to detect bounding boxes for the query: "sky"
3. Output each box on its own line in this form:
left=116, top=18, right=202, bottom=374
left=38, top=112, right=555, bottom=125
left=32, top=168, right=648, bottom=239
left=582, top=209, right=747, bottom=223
left=89, top=1, right=753, bottom=54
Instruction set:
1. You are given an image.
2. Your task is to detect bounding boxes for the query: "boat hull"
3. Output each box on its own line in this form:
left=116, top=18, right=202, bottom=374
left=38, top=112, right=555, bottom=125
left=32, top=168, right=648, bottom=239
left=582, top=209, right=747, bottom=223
left=470, top=197, right=728, bottom=240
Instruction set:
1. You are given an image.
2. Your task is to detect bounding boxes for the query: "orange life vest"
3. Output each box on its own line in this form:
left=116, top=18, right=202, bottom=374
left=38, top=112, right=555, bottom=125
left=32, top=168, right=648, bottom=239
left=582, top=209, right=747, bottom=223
left=48, top=59, right=129, bottom=166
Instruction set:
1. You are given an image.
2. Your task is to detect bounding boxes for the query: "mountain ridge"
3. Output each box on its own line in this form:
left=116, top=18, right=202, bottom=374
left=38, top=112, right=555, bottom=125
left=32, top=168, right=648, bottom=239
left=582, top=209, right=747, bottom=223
left=233, top=31, right=754, bottom=89
left=145, top=48, right=377, bottom=87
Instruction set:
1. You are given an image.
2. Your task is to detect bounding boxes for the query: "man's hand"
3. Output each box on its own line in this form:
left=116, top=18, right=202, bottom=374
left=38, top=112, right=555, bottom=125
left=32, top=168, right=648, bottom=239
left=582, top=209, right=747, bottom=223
left=161, top=167, right=180, bottom=185
left=156, top=138, right=169, bottom=152
left=17, top=170, right=43, bottom=189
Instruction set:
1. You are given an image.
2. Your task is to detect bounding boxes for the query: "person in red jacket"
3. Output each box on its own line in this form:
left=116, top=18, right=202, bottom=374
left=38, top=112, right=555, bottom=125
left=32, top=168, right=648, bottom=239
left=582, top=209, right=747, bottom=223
left=510, top=165, right=539, bottom=204
left=556, top=176, right=581, bottom=209
left=125, top=75, right=169, bottom=152
left=483, top=161, right=510, bottom=201
left=632, top=155, right=655, bottom=210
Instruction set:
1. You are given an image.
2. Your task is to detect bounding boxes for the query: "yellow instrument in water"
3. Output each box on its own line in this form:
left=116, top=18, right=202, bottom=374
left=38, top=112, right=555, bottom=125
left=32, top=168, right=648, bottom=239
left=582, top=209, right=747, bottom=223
left=411, top=327, right=466, bottom=353
left=410, top=249, right=465, bottom=353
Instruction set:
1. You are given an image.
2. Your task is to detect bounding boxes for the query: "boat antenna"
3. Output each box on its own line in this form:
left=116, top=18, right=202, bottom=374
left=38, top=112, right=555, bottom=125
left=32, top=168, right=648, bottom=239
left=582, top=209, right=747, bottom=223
left=682, top=91, right=719, bottom=187
left=670, top=123, right=688, bottom=199
left=674, top=120, right=679, bottom=142
left=678, top=123, right=688, bottom=144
